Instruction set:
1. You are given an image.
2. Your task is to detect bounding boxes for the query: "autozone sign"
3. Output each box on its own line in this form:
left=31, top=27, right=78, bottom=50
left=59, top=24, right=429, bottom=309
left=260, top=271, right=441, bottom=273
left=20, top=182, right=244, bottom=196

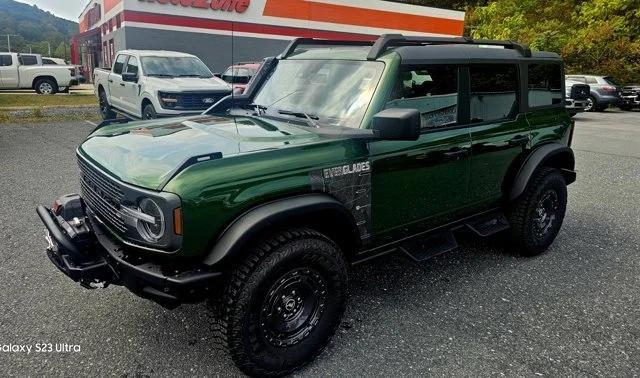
left=140, top=0, right=251, bottom=13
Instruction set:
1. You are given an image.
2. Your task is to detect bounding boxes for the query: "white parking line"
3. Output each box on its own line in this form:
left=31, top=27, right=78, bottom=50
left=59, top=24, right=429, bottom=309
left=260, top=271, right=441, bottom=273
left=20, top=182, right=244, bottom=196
left=85, top=121, right=98, bottom=127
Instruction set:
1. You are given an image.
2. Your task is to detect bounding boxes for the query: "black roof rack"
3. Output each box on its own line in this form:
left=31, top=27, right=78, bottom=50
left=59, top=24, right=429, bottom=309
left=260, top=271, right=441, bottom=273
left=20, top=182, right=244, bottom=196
left=280, top=38, right=374, bottom=59
left=367, top=34, right=532, bottom=60
left=278, top=34, right=532, bottom=61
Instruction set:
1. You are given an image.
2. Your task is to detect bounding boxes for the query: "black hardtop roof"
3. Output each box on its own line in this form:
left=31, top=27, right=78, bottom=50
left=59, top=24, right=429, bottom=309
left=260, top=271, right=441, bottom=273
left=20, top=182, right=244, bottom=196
left=280, top=34, right=562, bottom=63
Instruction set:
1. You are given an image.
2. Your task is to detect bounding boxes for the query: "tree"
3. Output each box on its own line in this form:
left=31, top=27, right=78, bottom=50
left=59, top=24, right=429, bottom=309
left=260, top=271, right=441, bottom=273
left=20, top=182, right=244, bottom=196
left=466, top=0, right=640, bottom=83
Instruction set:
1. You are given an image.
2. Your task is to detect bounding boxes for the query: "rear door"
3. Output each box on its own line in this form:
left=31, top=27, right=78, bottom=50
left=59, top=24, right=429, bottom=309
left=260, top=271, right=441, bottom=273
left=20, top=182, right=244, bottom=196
left=370, top=65, right=472, bottom=242
left=0, top=54, right=19, bottom=88
left=467, top=63, right=530, bottom=206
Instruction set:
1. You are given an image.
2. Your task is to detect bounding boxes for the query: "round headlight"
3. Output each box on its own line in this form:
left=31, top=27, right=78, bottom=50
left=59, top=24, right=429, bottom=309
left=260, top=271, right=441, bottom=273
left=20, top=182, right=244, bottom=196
left=136, top=198, right=165, bottom=242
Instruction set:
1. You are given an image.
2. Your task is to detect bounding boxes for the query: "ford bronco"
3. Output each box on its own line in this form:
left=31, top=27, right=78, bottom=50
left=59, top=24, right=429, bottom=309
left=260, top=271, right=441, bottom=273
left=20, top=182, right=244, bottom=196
left=38, top=35, right=576, bottom=376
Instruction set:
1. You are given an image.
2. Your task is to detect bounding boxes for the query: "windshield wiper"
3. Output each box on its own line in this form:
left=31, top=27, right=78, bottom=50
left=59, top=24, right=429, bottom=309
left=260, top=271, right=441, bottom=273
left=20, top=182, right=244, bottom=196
left=278, top=110, right=320, bottom=128
left=147, top=74, right=175, bottom=78
left=176, top=74, right=211, bottom=78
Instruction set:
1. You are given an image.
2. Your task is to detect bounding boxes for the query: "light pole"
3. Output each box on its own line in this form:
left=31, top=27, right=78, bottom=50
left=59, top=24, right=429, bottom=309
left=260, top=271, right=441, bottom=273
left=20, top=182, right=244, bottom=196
left=1, top=34, right=20, bottom=52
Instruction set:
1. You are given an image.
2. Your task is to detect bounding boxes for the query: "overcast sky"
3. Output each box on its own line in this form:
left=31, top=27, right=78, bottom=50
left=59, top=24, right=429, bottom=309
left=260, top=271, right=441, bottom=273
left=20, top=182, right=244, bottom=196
left=15, top=0, right=87, bottom=21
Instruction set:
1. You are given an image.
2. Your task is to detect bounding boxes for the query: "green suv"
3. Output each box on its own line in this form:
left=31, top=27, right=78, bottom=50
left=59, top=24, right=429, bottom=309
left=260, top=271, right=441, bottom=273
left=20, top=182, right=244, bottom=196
left=38, top=35, right=576, bottom=376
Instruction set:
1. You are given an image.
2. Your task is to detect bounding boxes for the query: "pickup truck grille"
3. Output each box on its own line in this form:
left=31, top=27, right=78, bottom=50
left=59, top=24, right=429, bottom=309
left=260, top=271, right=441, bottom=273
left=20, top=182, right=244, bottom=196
left=78, top=157, right=127, bottom=233
left=622, top=87, right=639, bottom=97
left=160, top=91, right=230, bottom=110
left=570, top=84, right=590, bottom=100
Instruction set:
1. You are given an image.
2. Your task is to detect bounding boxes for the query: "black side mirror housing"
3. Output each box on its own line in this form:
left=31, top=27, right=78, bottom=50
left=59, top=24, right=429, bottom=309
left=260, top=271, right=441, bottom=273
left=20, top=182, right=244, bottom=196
left=122, top=72, right=138, bottom=83
left=372, top=108, right=421, bottom=140
left=213, top=73, right=222, bottom=78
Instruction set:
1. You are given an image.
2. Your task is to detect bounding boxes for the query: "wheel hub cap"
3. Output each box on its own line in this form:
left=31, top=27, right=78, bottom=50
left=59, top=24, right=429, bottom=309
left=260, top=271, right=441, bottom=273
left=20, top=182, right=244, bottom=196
left=260, top=268, right=327, bottom=347
left=533, top=190, right=559, bottom=238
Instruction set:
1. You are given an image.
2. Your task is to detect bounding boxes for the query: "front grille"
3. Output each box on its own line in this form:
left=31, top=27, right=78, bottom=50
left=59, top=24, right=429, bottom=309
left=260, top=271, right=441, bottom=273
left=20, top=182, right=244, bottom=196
left=570, top=84, right=590, bottom=100
left=622, top=87, right=639, bottom=97
left=78, top=157, right=127, bottom=233
left=160, top=91, right=230, bottom=110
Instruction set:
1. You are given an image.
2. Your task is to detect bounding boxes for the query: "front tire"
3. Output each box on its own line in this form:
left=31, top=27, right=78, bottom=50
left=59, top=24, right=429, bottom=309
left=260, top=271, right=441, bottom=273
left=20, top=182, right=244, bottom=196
left=214, top=228, right=348, bottom=377
left=508, top=167, right=567, bottom=256
left=34, top=78, right=58, bottom=95
left=142, top=103, right=157, bottom=119
left=99, top=90, right=116, bottom=120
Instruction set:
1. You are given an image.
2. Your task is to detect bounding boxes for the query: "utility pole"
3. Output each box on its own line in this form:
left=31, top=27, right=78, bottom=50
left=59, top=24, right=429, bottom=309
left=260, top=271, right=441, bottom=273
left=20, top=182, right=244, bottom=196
left=1, top=34, right=19, bottom=52
left=47, top=41, right=51, bottom=56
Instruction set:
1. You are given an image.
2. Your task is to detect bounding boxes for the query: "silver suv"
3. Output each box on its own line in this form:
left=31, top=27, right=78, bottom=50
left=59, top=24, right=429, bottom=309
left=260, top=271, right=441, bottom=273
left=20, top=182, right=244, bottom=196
left=565, top=75, right=622, bottom=111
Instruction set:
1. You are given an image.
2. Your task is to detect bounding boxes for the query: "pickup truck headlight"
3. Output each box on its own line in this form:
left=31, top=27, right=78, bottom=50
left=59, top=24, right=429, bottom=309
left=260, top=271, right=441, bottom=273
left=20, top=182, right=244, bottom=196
left=135, top=198, right=166, bottom=243
left=159, top=92, right=179, bottom=109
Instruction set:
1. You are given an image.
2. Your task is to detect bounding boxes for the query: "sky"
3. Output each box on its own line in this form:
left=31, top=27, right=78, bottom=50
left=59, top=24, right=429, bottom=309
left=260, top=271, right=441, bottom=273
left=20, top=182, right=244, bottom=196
left=15, top=0, right=87, bottom=22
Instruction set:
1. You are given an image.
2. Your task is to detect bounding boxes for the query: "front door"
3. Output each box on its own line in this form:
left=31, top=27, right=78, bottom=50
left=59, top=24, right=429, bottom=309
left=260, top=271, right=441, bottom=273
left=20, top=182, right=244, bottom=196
left=108, top=54, right=129, bottom=110
left=120, top=56, right=141, bottom=116
left=467, top=63, right=530, bottom=206
left=370, top=65, right=471, bottom=243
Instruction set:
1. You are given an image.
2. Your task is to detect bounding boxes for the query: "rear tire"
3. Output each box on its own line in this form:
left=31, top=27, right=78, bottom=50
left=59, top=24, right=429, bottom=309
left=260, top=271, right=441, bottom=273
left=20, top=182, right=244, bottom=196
left=507, top=167, right=567, bottom=256
left=212, top=228, right=348, bottom=377
left=142, top=103, right=157, bottom=119
left=34, top=78, right=58, bottom=95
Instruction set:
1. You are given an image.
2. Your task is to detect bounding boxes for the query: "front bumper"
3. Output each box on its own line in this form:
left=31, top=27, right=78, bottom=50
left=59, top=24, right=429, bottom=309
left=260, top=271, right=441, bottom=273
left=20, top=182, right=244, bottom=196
left=37, top=198, right=222, bottom=309
left=620, top=95, right=639, bottom=107
left=565, top=98, right=588, bottom=111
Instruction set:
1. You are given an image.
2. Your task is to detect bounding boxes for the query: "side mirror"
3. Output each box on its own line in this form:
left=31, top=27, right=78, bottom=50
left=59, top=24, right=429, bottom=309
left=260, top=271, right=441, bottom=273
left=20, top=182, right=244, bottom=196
left=372, top=108, right=421, bottom=140
left=213, top=73, right=222, bottom=78
left=122, top=72, right=138, bottom=83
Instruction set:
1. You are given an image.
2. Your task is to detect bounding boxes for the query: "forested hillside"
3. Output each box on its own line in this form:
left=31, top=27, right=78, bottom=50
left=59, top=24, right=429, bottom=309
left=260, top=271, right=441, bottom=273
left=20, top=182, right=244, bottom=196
left=0, top=0, right=78, bottom=60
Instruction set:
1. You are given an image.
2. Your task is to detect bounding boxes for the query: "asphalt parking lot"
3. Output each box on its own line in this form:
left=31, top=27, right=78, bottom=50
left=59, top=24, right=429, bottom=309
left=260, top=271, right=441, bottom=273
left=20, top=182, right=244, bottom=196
left=0, top=110, right=638, bottom=376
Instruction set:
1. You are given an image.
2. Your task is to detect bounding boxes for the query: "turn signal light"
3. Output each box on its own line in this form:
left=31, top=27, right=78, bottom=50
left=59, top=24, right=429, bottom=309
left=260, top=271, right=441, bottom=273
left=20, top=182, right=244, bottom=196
left=51, top=199, right=62, bottom=215
left=173, top=207, right=183, bottom=236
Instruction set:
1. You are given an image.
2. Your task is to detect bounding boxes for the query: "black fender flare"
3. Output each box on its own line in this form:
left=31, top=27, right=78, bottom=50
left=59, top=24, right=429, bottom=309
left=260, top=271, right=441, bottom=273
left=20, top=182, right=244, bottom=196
left=202, top=194, right=359, bottom=266
left=509, top=143, right=576, bottom=201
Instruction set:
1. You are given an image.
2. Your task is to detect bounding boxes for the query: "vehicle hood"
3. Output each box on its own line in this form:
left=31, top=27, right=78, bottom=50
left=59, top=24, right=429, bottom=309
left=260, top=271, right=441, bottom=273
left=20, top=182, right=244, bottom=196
left=79, top=115, right=320, bottom=189
left=145, top=76, right=232, bottom=92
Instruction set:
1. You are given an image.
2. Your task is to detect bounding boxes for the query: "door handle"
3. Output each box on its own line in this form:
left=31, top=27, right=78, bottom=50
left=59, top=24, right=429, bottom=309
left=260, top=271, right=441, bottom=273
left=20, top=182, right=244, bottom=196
left=119, top=83, right=125, bottom=87
left=443, top=147, right=469, bottom=161
left=108, top=79, right=114, bottom=83
left=508, top=135, right=530, bottom=146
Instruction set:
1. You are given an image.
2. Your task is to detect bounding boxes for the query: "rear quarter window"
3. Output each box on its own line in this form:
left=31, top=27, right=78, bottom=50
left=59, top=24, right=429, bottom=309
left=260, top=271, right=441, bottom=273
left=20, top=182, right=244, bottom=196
left=528, top=64, right=563, bottom=108
left=0, top=55, right=12, bottom=66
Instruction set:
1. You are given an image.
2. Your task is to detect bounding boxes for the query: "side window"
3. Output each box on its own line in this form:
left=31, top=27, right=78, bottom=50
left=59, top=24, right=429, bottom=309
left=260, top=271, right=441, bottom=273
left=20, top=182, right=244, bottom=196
left=0, top=55, right=12, bottom=66
left=386, top=65, right=458, bottom=130
left=585, top=76, right=598, bottom=84
left=528, top=64, right=563, bottom=107
left=113, top=54, right=128, bottom=75
left=19, top=55, right=38, bottom=66
left=125, top=56, right=139, bottom=76
left=568, top=76, right=586, bottom=83
left=470, top=64, right=519, bottom=123
left=42, top=58, right=56, bottom=65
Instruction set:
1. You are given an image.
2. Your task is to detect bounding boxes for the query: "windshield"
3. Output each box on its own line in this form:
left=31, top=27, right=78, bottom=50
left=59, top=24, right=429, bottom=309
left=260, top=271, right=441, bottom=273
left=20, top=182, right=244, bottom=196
left=253, top=59, right=385, bottom=128
left=222, top=67, right=257, bottom=84
left=141, top=56, right=213, bottom=78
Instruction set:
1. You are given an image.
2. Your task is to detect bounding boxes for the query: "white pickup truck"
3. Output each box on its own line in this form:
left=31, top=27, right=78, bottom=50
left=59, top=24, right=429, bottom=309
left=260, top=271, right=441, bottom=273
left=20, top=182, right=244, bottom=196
left=94, top=50, right=232, bottom=119
left=0, top=52, right=75, bottom=94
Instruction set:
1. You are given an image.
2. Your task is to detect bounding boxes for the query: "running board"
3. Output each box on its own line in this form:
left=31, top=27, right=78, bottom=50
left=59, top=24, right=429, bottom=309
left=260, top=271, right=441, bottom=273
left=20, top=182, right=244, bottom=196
left=400, top=231, right=458, bottom=262
left=466, top=212, right=510, bottom=237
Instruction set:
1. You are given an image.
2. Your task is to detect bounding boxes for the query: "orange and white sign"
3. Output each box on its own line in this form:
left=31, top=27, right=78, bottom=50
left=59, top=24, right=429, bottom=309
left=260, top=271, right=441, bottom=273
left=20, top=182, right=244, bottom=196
left=81, top=0, right=465, bottom=39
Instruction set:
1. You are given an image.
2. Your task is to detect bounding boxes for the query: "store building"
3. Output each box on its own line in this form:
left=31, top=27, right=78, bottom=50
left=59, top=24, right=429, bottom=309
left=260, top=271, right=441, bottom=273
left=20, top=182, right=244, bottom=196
left=72, top=0, right=465, bottom=80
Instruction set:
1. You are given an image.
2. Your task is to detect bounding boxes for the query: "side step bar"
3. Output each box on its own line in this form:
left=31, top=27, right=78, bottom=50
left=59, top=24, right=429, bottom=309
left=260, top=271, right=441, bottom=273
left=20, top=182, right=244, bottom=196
left=360, top=210, right=510, bottom=264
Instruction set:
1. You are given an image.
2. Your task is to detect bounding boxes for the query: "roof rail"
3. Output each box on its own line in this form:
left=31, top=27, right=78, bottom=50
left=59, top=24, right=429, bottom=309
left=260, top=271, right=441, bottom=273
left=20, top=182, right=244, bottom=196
left=280, top=38, right=374, bottom=59
left=366, top=34, right=532, bottom=60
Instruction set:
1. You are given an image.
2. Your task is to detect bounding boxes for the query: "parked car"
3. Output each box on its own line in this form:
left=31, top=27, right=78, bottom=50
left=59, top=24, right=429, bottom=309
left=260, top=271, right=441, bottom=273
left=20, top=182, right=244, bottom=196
left=565, top=78, right=590, bottom=116
left=219, top=61, right=261, bottom=94
left=38, top=35, right=576, bottom=376
left=42, top=57, right=67, bottom=65
left=42, top=57, right=85, bottom=84
left=565, top=74, right=621, bottom=111
left=620, top=84, right=640, bottom=110
left=94, top=50, right=232, bottom=120
left=0, top=52, right=74, bottom=94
